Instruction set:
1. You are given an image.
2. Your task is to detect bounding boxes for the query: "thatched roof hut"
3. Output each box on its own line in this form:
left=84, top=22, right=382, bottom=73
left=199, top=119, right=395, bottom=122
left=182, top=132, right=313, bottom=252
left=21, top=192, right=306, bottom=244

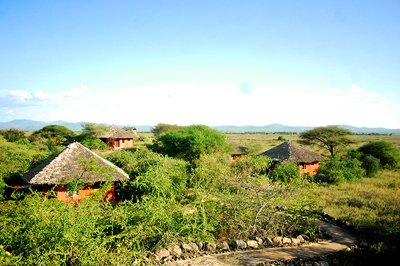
left=23, top=142, right=129, bottom=185
left=97, top=125, right=136, bottom=139
left=259, top=141, right=327, bottom=163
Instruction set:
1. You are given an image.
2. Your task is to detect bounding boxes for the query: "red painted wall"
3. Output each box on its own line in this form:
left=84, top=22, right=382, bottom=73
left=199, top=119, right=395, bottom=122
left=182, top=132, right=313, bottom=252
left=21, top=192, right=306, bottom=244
left=55, top=184, right=115, bottom=203
left=298, top=161, right=320, bottom=175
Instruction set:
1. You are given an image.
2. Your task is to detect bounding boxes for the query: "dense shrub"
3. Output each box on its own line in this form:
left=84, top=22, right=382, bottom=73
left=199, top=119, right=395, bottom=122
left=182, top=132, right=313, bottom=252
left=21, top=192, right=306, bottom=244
left=81, top=138, right=108, bottom=150
left=192, top=153, right=231, bottom=189
left=1, top=128, right=28, bottom=143
left=362, top=155, right=381, bottom=177
left=0, top=136, right=50, bottom=184
left=358, top=141, right=400, bottom=169
left=155, top=125, right=232, bottom=162
left=231, top=155, right=272, bottom=177
left=108, top=148, right=189, bottom=201
left=268, top=162, right=301, bottom=183
left=315, top=157, right=365, bottom=184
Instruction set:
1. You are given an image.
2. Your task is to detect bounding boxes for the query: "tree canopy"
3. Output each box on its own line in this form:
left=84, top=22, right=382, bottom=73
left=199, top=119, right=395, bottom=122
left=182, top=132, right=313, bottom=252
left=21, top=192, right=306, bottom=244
left=358, top=141, right=400, bottom=169
left=299, top=126, right=352, bottom=156
left=151, top=123, right=181, bottom=137
left=155, top=125, right=232, bottom=162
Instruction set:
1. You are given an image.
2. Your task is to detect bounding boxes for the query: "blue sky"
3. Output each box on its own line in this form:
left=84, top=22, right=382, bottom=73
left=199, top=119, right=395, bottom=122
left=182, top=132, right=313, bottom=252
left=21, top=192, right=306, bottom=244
left=1, top=0, right=399, bottom=128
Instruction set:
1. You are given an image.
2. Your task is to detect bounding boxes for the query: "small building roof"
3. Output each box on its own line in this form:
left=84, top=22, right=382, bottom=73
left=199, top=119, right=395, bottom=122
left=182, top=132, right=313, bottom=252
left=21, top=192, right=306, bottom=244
left=259, top=141, right=327, bottom=163
left=23, top=142, right=129, bottom=185
left=98, top=125, right=136, bottom=139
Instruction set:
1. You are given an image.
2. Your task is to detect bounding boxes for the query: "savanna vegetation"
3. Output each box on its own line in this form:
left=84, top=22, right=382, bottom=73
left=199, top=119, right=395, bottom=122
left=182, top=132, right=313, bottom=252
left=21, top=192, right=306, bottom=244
left=0, top=124, right=399, bottom=265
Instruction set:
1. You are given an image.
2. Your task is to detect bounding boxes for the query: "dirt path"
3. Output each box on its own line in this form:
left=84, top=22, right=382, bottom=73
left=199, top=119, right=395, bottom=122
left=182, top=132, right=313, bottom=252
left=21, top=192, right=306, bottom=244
left=173, top=221, right=358, bottom=266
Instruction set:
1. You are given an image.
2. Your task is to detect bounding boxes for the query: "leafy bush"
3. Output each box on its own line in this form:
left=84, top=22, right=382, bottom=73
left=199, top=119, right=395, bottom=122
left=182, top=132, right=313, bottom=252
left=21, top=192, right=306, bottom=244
left=155, top=125, right=232, bottom=162
left=315, top=157, right=365, bottom=184
left=362, top=155, right=381, bottom=177
left=268, top=162, right=301, bottom=183
left=0, top=136, right=50, bottom=185
left=192, top=153, right=231, bottom=189
left=1, top=128, right=28, bottom=143
left=81, top=138, right=108, bottom=150
left=358, top=141, right=400, bottom=169
left=231, top=155, right=272, bottom=177
left=108, top=148, right=189, bottom=201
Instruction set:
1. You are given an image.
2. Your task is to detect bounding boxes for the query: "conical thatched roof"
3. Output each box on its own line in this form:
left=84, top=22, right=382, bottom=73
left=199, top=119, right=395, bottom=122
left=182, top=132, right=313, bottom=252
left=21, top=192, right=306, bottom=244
left=98, top=125, right=135, bottom=139
left=259, top=141, right=327, bottom=163
left=23, top=142, right=129, bottom=185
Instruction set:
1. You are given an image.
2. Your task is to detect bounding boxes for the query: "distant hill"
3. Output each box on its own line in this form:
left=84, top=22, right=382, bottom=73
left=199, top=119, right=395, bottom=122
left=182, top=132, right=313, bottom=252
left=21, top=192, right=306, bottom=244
left=0, top=120, right=399, bottom=134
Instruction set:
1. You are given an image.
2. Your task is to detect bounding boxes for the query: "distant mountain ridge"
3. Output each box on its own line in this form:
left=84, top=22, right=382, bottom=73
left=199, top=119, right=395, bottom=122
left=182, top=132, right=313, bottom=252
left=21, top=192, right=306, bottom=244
left=0, top=119, right=399, bottom=134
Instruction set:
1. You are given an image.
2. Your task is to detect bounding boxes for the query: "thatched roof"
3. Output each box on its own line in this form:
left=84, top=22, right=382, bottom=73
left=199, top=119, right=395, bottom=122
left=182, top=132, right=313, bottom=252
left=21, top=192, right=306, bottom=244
left=259, top=141, right=327, bottom=163
left=98, top=125, right=135, bottom=139
left=23, top=142, right=129, bottom=185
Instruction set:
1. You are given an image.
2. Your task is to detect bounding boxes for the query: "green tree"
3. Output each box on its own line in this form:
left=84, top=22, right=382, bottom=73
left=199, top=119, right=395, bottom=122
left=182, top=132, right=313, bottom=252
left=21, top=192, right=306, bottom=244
left=30, top=125, right=76, bottom=147
left=151, top=123, right=181, bottom=137
left=156, top=125, right=232, bottom=162
left=77, top=123, right=109, bottom=150
left=268, top=162, right=301, bottom=183
left=299, top=126, right=352, bottom=156
left=315, top=157, right=365, bottom=184
left=358, top=141, right=400, bottom=169
left=1, top=128, right=27, bottom=143
left=361, top=155, right=381, bottom=177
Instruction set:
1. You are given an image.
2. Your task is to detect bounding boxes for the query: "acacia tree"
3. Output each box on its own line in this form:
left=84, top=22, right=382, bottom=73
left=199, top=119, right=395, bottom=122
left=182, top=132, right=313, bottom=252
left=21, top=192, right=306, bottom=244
left=299, top=126, right=352, bottom=156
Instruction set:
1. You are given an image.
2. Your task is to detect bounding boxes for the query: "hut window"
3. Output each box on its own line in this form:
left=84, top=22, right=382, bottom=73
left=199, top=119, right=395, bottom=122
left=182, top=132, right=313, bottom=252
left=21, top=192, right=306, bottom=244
left=300, top=163, right=306, bottom=169
left=122, top=139, right=125, bottom=143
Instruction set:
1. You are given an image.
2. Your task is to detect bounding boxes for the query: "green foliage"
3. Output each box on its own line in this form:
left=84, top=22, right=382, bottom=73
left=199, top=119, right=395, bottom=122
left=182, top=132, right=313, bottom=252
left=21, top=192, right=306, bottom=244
left=80, top=122, right=109, bottom=138
left=315, top=157, right=365, bottom=184
left=151, top=123, right=181, bottom=137
left=192, top=153, right=231, bottom=189
left=108, top=148, right=189, bottom=201
left=300, top=126, right=352, bottom=156
left=81, top=138, right=108, bottom=150
left=1, top=128, right=28, bottom=143
left=362, top=155, right=381, bottom=177
left=358, top=141, right=400, bottom=169
left=156, top=125, right=232, bottom=162
left=231, top=155, right=272, bottom=177
left=268, top=162, right=301, bottom=183
left=76, top=123, right=109, bottom=150
left=0, top=136, right=50, bottom=183
left=0, top=178, right=6, bottom=200
left=29, top=125, right=76, bottom=152
left=277, top=135, right=287, bottom=141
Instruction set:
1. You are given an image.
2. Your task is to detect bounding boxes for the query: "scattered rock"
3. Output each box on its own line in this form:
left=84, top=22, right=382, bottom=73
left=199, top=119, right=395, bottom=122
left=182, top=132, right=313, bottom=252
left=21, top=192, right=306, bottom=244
left=255, top=237, right=263, bottom=245
left=297, top=235, right=305, bottom=243
left=196, top=241, right=204, bottom=250
left=247, top=240, right=259, bottom=249
left=272, top=236, right=283, bottom=246
left=319, top=261, right=329, bottom=266
left=291, top=238, right=301, bottom=245
left=219, top=241, right=230, bottom=251
left=155, top=249, right=170, bottom=261
left=189, top=243, right=199, bottom=252
left=168, top=245, right=182, bottom=257
left=300, top=234, right=311, bottom=241
left=233, top=240, right=247, bottom=249
left=282, top=237, right=292, bottom=245
left=265, top=237, right=274, bottom=246
left=181, top=243, right=192, bottom=252
left=206, top=242, right=217, bottom=252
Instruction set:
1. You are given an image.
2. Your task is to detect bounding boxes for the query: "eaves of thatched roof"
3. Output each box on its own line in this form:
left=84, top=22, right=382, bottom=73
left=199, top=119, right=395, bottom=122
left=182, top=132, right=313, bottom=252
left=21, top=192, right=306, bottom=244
left=98, top=125, right=135, bottom=139
left=259, top=141, right=328, bottom=163
left=23, top=142, right=129, bottom=185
